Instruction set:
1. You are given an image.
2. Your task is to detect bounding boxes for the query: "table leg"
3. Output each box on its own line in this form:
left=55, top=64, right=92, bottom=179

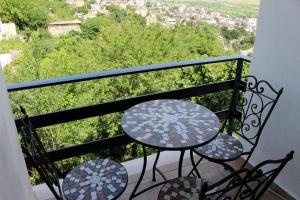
left=178, top=150, right=185, bottom=177
left=189, top=150, right=202, bottom=178
left=129, top=145, right=147, bottom=200
left=152, top=149, right=160, bottom=182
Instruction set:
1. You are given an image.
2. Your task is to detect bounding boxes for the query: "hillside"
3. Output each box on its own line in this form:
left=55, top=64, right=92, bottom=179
left=158, top=0, right=260, bottom=17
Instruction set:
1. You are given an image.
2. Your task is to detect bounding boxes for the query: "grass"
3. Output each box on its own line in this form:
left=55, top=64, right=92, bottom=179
left=0, top=39, right=27, bottom=54
left=211, top=0, right=258, bottom=4
left=159, top=0, right=260, bottom=17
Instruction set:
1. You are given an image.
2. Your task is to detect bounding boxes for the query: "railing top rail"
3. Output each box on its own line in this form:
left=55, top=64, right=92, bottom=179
left=7, top=55, right=251, bottom=92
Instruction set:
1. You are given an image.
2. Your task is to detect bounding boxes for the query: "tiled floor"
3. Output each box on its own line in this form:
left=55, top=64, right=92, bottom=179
left=35, top=151, right=291, bottom=200
left=118, top=158, right=286, bottom=200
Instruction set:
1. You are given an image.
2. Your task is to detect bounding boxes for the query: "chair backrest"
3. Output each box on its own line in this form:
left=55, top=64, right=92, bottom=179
left=225, top=75, right=283, bottom=160
left=202, top=151, right=294, bottom=200
left=19, top=107, right=62, bottom=200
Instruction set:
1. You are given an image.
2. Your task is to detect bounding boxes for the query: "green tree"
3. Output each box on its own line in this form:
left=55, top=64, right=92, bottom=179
left=48, top=0, right=76, bottom=22
left=72, top=6, right=89, bottom=15
left=80, top=15, right=113, bottom=39
left=221, top=27, right=248, bottom=40
left=106, top=4, right=128, bottom=22
left=0, top=0, right=48, bottom=30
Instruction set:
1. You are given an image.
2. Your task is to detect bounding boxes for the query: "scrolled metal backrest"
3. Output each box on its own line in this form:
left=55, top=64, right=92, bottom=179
left=19, top=107, right=62, bottom=199
left=202, top=151, right=294, bottom=200
left=229, top=75, right=283, bottom=148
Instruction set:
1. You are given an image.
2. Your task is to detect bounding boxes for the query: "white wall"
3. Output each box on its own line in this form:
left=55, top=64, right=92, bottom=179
left=249, top=0, right=300, bottom=198
left=0, top=69, right=36, bottom=200
left=0, top=54, right=13, bottom=69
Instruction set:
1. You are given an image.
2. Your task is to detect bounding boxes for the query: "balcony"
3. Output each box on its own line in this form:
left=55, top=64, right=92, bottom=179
left=33, top=152, right=291, bottom=200
left=4, top=55, right=292, bottom=200
left=1, top=1, right=300, bottom=199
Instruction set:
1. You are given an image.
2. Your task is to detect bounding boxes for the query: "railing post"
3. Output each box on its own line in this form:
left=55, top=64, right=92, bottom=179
left=228, top=59, right=244, bottom=135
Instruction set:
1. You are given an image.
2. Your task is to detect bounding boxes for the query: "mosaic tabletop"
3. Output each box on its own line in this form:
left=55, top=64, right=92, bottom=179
left=62, top=159, right=128, bottom=200
left=121, top=99, right=220, bottom=150
left=194, top=134, right=243, bottom=161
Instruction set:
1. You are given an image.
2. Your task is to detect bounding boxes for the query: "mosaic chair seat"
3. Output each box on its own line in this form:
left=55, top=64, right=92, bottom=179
left=189, top=76, right=283, bottom=177
left=158, top=151, right=293, bottom=200
left=19, top=107, right=128, bottom=200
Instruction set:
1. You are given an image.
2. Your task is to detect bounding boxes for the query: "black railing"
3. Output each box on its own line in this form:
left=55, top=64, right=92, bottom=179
left=8, top=55, right=251, bottom=165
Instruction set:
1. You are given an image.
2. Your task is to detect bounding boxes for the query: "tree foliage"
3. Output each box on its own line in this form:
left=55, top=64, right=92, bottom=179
left=221, top=27, right=247, bottom=40
left=80, top=15, right=113, bottom=39
left=0, top=0, right=48, bottom=30
left=47, top=0, right=76, bottom=22
left=3, top=7, right=240, bottom=184
left=221, top=27, right=255, bottom=50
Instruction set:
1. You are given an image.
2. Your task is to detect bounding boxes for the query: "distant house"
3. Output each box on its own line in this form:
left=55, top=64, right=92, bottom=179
left=48, top=20, right=81, bottom=37
left=136, top=7, right=148, bottom=17
left=67, top=0, right=84, bottom=7
left=90, top=3, right=101, bottom=13
left=0, top=20, right=17, bottom=41
left=219, top=18, right=236, bottom=30
left=244, top=18, right=257, bottom=33
left=164, top=18, right=176, bottom=26
left=127, top=0, right=145, bottom=7
left=210, top=12, right=221, bottom=19
left=205, top=19, right=217, bottom=25
left=134, top=0, right=145, bottom=7
left=177, top=5, right=186, bottom=14
left=84, top=11, right=97, bottom=19
left=146, top=14, right=157, bottom=25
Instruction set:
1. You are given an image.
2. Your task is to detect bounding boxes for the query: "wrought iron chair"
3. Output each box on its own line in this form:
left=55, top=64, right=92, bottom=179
left=19, top=107, right=128, bottom=200
left=158, top=151, right=294, bottom=200
left=188, top=75, right=283, bottom=177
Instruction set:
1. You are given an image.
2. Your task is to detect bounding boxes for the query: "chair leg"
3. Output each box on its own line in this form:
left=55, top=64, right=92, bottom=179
left=241, top=153, right=252, bottom=168
left=50, top=185, right=63, bottom=200
left=220, top=162, right=235, bottom=173
left=178, top=150, right=185, bottom=177
left=188, top=150, right=202, bottom=178
left=152, top=150, right=160, bottom=182
left=57, top=184, right=64, bottom=200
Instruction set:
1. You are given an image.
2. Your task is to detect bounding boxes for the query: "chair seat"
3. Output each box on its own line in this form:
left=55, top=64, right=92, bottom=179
left=158, top=177, right=203, bottom=200
left=62, top=159, right=128, bottom=200
left=194, top=134, right=243, bottom=161
left=158, top=177, right=224, bottom=200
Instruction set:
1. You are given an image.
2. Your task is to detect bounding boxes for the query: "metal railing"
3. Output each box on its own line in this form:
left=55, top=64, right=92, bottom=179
left=8, top=55, right=251, bottom=165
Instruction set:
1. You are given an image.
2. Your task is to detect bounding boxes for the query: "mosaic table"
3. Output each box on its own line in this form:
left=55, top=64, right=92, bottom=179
left=62, top=159, right=128, bottom=200
left=122, top=99, right=220, bottom=150
left=121, top=99, right=220, bottom=199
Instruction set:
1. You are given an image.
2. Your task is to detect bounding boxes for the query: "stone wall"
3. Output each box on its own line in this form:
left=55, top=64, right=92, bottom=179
left=0, top=22, right=17, bottom=40
left=48, top=21, right=81, bottom=37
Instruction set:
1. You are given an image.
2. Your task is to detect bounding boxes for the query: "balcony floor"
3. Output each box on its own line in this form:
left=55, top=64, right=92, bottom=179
left=34, top=151, right=290, bottom=200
